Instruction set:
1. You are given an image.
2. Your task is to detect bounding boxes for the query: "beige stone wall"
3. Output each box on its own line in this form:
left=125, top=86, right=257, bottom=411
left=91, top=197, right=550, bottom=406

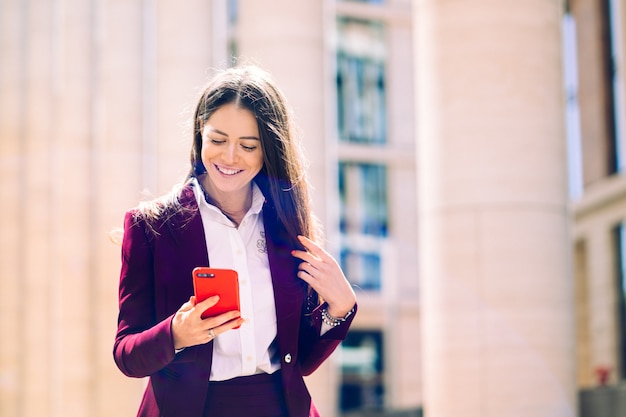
left=0, top=1, right=214, bottom=415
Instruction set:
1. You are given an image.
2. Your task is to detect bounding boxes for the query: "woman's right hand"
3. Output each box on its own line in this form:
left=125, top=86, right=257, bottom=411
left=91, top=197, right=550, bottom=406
left=171, top=295, right=243, bottom=350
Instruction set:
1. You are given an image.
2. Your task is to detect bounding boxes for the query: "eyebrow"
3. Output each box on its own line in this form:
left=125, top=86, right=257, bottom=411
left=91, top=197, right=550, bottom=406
left=208, top=127, right=260, bottom=141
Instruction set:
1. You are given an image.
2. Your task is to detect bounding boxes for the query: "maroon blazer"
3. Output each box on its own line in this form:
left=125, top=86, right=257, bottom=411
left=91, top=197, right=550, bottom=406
left=113, top=184, right=356, bottom=417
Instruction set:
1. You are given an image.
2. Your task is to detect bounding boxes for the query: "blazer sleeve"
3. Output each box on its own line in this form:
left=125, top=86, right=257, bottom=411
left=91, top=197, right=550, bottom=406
left=297, top=302, right=357, bottom=376
left=113, top=210, right=176, bottom=378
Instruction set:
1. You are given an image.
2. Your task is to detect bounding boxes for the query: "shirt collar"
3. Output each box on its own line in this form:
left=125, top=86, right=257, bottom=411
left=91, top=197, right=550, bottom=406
left=190, top=177, right=265, bottom=223
left=248, top=181, right=265, bottom=215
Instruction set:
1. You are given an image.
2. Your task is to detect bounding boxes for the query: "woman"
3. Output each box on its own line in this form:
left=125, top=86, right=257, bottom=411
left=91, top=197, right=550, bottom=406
left=113, top=65, right=357, bottom=417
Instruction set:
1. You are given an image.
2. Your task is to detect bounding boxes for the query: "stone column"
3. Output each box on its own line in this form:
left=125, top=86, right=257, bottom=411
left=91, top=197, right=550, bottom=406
left=155, top=0, right=213, bottom=194
left=93, top=1, right=147, bottom=415
left=414, top=1, right=576, bottom=416
left=0, top=0, right=216, bottom=415
left=0, top=0, right=33, bottom=415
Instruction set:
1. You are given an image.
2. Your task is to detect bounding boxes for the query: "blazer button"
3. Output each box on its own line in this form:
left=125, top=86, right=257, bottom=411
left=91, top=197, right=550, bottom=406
left=284, top=353, right=292, bottom=364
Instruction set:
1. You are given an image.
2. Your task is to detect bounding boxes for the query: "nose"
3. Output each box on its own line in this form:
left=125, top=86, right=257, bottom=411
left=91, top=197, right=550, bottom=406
left=223, top=142, right=238, bottom=163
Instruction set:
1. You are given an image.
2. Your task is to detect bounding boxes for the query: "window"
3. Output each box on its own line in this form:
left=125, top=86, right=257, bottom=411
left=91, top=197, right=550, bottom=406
left=563, top=11, right=583, bottom=200
left=613, top=223, right=626, bottom=379
left=227, top=0, right=239, bottom=63
left=338, top=162, right=387, bottom=291
left=568, top=0, right=625, bottom=183
left=336, top=15, right=388, bottom=292
left=336, top=17, right=386, bottom=144
left=339, top=330, right=385, bottom=413
left=602, top=0, right=625, bottom=174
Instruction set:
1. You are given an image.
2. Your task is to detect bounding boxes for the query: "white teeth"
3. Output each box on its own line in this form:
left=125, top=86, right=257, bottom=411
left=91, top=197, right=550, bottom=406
left=216, top=165, right=240, bottom=175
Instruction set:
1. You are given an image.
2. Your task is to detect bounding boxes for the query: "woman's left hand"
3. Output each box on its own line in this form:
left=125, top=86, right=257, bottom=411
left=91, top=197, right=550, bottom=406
left=292, top=235, right=356, bottom=318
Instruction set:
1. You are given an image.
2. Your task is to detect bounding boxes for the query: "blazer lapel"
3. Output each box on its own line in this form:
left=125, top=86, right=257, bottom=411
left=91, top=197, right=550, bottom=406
left=164, top=184, right=208, bottom=262
left=159, top=183, right=214, bottom=366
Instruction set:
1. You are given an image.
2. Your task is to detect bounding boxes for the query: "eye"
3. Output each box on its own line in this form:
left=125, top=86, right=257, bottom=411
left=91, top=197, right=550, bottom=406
left=241, top=144, right=258, bottom=152
left=210, top=138, right=226, bottom=145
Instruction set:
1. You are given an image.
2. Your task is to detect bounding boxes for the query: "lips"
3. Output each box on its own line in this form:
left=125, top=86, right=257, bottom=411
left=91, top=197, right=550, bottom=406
left=215, top=164, right=243, bottom=176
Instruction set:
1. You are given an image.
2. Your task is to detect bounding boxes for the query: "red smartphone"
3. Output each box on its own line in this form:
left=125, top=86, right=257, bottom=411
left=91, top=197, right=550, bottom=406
left=192, top=267, right=241, bottom=327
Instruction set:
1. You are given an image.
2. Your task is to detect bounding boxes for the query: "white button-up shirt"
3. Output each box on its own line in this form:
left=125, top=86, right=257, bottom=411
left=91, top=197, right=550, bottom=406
left=191, top=178, right=281, bottom=381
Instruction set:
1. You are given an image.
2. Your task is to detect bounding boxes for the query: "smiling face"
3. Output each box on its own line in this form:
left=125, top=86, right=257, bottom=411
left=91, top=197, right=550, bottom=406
left=200, top=103, right=263, bottom=207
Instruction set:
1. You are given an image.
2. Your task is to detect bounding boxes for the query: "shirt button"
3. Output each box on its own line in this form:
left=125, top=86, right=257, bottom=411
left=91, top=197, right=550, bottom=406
left=284, top=353, right=292, bottom=364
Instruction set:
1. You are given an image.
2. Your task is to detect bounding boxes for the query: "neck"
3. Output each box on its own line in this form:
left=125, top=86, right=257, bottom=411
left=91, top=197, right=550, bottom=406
left=199, top=176, right=252, bottom=225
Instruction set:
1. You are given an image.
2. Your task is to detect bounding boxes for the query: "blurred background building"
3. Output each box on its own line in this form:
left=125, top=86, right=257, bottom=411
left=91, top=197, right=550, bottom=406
left=1, top=0, right=626, bottom=416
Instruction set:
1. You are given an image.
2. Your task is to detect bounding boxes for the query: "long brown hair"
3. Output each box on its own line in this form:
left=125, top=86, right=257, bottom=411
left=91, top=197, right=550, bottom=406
left=142, top=65, right=319, bottom=247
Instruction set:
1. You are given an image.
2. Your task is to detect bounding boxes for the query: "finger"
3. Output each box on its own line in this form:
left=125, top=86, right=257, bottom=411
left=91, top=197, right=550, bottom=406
left=195, top=295, right=220, bottom=307
left=203, top=315, right=245, bottom=341
left=199, top=326, right=217, bottom=344
left=292, top=249, right=317, bottom=264
left=200, top=309, right=242, bottom=330
left=297, top=235, right=333, bottom=263
left=220, top=316, right=245, bottom=331
left=296, top=269, right=315, bottom=287
left=192, top=295, right=220, bottom=317
left=292, top=249, right=330, bottom=271
left=203, top=317, right=245, bottom=343
left=297, top=261, right=318, bottom=278
left=298, top=235, right=325, bottom=258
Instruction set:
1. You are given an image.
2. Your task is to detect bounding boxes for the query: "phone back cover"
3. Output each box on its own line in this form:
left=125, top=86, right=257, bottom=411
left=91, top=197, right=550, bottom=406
left=192, top=267, right=240, bottom=320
